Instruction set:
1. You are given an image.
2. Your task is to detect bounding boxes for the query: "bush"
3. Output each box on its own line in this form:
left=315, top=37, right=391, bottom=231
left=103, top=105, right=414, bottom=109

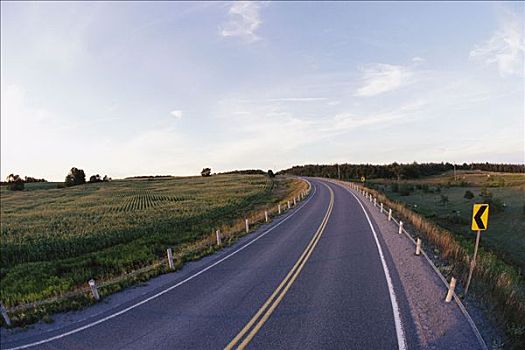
left=464, top=190, right=474, bottom=199
left=399, top=184, right=413, bottom=196
left=65, top=167, right=86, bottom=187
left=201, top=168, right=211, bottom=177
left=390, top=183, right=399, bottom=193
left=6, top=174, right=24, bottom=191
left=267, top=170, right=275, bottom=178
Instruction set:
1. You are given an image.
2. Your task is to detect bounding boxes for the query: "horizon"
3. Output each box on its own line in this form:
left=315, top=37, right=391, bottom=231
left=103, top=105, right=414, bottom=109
left=2, top=1, right=524, bottom=181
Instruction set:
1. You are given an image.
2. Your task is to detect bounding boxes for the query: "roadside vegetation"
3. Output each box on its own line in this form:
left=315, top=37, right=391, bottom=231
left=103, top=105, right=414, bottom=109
left=0, top=174, right=307, bottom=327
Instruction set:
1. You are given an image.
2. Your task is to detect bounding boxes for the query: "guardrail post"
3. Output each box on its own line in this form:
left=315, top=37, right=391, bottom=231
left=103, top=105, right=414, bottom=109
left=88, top=278, right=100, bottom=301
left=0, top=302, right=11, bottom=327
left=245, top=219, right=249, bottom=233
left=398, top=221, right=404, bottom=234
left=216, top=230, right=222, bottom=246
left=287, top=201, right=291, bottom=209
left=445, top=277, right=456, bottom=302
left=374, top=198, right=377, bottom=206
left=369, top=194, right=373, bottom=202
left=293, top=197, right=297, bottom=206
left=167, top=248, right=175, bottom=269
left=278, top=204, right=281, bottom=214
left=265, top=210, right=268, bottom=222
left=380, top=203, right=383, bottom=213
left=388, top=209, right=392, bottom=221
left=415, top=238, right=421, bottom=256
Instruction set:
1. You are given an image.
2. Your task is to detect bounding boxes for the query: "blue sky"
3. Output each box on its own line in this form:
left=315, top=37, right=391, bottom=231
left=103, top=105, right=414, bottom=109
left=1, top=1, right=524, bottom=180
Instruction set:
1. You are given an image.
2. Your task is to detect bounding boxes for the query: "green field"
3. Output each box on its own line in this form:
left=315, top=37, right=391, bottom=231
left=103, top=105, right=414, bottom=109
left=368, top=171, right=525, bottom=271
left=0, top=175, right=302, bottom=310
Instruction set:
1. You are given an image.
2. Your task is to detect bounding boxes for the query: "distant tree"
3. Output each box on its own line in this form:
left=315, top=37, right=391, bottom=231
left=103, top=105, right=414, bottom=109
left=268, top=169, right=275, bottom=178
left=65, top=167, right=86, bottom=187
left=103, top=175, right=111, bottom=182
left=6, top=174, right=24, bottom=191
left=201, top=168, right=211, bottom=177
left=464, top=190, right=475, bottom=200
left=89, top=174, right=102, bottom=183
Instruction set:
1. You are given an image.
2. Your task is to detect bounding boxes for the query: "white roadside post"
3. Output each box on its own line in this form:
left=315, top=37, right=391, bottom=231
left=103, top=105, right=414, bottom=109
left=216, top=230, right=222, bottom=246
left=380, top=203, right=384, bottom=213
left=398, top=221, right=404, bottom=234
left=445, top=277, right=457, bottom=302
left=388, top=209, right=392, bottom=221
left=369, top=194, right=373, bottom=202
left=374, top=198, right=377, bottom=207
left=167, top=248, right=175, bottom=269
left=287, top=201, right=291, bottom=209
left=265, top=210, right=268, bottom=223
left=88, top=279, right=100, bottom=301
left=245, top=219, right=249, bottom=233
left=415, top=238, right=422, bottom=256
left=278, top=204, right=281, bottom=214
left=0, top=302, right=11, bottom=327
left=294, top=197, right=297, bottom=206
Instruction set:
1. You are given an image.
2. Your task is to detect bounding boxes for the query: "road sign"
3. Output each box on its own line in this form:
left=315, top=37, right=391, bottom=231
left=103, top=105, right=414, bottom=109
left=360, top=176, right=366, bottom=183
left=471, top=204, right=489, bottom=231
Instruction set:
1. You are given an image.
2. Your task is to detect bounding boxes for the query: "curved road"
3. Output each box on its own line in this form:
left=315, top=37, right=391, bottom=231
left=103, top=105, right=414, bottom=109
left=5, top=178, right=422, bottom=349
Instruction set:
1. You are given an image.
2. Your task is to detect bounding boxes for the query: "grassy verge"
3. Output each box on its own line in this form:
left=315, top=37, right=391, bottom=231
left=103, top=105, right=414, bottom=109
left=0, top=175, right=309, bottom=328
left=353, top=181, right=525, bottom=348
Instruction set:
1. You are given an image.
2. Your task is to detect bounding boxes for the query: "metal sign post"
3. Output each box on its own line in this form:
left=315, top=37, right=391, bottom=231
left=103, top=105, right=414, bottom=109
left=464, top=204, right=489, bottom=297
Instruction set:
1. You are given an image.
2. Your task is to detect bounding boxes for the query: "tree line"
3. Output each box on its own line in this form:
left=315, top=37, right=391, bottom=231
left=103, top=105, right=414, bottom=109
left=279, top=162, right=525, bottom=180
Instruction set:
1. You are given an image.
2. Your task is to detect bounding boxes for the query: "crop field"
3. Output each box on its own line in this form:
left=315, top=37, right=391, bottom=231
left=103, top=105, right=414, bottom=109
left=367, top=171, right=525, bottom=271
left=0, top=174, right=304, bottom=312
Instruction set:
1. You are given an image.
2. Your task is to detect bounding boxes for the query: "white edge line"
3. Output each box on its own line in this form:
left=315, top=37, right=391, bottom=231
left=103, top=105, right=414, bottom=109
left=4, top=181, right=317, bottom=350
left=328, top=180, right=407, bottom=350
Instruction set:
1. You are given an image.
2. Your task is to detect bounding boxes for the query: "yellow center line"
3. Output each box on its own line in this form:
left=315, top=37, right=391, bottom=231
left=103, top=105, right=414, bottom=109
left=225, top=184, right=335, bottom=350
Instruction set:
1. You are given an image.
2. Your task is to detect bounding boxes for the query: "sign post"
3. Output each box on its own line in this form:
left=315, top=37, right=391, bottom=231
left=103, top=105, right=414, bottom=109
left=464, top=204, right=489, bottom=297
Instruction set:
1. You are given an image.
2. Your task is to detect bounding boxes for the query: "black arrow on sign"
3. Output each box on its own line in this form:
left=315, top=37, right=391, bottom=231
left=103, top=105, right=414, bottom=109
left=474, top=205, right=487, bottom=230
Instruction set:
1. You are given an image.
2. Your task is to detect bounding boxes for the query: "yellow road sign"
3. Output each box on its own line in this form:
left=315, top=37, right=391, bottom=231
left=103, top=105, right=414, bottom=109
left=360, top=176, right=366, bottom=183
left=471, top=204, right=489, bottom=231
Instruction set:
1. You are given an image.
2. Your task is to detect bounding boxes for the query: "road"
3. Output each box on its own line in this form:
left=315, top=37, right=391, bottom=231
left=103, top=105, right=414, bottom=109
left=3, top=178, right=454, bottom=349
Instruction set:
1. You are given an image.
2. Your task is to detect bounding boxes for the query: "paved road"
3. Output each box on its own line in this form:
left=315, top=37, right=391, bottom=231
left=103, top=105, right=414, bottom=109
left=3, top=178, right=413, bottom=350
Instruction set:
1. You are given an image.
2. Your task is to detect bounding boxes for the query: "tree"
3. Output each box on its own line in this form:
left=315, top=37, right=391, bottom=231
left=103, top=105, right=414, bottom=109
left=6, top=174, right=24, bottom=191
left=268, top=169, right=275, bottom=178
left=464, top=190, right=474, bottom=199
left=65, top=167, right=86, bottom=187
left=201, top=168, right=211, bottom=177
left=89, top=174, right=102, bottom=183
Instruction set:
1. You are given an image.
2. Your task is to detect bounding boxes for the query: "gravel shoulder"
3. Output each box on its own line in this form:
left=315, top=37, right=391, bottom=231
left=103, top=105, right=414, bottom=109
left=331, top=179, right=493, bottom=350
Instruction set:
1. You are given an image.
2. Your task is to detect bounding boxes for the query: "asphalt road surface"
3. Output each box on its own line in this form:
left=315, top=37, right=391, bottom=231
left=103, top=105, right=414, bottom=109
left=3, top=178, right=434, bottom=349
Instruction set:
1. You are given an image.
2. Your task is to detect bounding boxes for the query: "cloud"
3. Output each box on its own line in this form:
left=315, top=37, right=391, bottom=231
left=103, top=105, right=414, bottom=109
left=469, top=12, right=524, bottom=76
left=355, top=63, right=414, bottom=97
left=412, top=56, right=425, bottom=63
left=220, top=2, right=263, bottom=42
left=170, top=110, right=183, bottom=119
left=267, top=97, right=328, bottom=102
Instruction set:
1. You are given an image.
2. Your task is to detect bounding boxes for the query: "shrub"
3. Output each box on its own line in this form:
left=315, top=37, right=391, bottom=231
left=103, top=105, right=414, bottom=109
left=399, top=184, right=413, bottom=196
left=464, top=190, right=474, bottom=199
left=390, top=183, right=399, bottom=193
left=65, top=167, right=86, bottom=187
left=6, top=174, right=24, bottom=191
left=201, top=168, right=211, bottom=177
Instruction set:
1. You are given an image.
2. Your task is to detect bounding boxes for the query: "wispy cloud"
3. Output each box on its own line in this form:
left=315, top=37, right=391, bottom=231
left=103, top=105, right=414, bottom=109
left=267, top=97, right=328, bottom=102
left=354, top=63, right=414, bottom=97
left=220, top=2, right=263, bottom=42
left=170, top=110, right=183, bottom=119
left=469, top=12, right=524, bottom=76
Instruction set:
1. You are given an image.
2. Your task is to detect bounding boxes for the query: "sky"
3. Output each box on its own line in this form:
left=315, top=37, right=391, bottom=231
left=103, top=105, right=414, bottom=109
left=1, top=1, right=524, bottom=181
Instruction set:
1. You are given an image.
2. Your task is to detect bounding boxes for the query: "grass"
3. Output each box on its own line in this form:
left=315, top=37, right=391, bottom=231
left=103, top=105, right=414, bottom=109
left=358, top=171, right=525, bottom=348
left=0, top=174, right=307, bottom=326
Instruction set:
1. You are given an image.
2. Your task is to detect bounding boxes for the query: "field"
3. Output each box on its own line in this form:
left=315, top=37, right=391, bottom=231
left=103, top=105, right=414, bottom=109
left=0, top=174, right=305, bottom=317
left=368, top=170, right=525, bottom=271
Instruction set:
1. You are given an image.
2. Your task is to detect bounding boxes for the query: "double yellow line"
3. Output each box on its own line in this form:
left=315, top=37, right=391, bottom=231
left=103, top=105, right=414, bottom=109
left=225, top=184, right=335, bottom=350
